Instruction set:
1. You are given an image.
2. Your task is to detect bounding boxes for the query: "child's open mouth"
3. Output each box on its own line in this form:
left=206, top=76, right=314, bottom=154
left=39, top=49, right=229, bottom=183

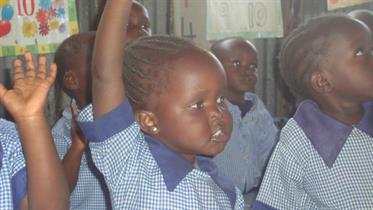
left=210, top=129, right=225, bottom=142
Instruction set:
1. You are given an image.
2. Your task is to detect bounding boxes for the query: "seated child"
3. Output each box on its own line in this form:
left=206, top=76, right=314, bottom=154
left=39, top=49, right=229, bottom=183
left=348, top=9, right=373, bottom=32
left=76, top=0, right=244, bottom=209
left=52, top=32, right=112, bottom=210
left=51, top=2, right=151, bottom=207
left=127, top=0, right=151, bottom=42
left=253, top=15, right=373, bottom=209
left=0, top=52, right=69, bottom=210
left=211, top=37, right=278, bottom=209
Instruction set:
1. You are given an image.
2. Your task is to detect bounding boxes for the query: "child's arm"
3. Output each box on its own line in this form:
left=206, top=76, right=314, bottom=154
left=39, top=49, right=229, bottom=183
left=92, top=0, right=132, bottom=118
left=0, top=52, right=69, bottom=210
left=62, top=104, right=86, bottom=193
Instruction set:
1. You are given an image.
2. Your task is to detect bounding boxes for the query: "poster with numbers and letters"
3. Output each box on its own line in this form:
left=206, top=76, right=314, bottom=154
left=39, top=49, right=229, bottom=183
left=0, top=0, right=78, bottom=57
left=173, top=0, right=283, bottom=49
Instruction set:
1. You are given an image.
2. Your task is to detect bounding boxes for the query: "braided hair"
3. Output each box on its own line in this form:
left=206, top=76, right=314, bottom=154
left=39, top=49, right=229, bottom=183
left=123, top=35, right=200, bottom=109
left=279, top=14, right=353, bottom=100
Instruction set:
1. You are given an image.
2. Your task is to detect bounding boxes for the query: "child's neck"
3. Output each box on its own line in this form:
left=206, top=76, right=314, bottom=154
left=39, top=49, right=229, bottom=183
left=227, top=91, right=245, bottom=104
left=317, top=100, right=364, bottom=125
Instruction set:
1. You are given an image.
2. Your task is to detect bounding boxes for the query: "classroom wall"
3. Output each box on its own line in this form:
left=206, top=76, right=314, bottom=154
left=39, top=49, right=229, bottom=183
left=1, top=0, right=373, bottom=125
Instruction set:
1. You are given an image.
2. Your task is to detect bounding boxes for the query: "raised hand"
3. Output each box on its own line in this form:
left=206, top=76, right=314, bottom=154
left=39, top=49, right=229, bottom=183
left=71, top=103, right=87, bottom=150
left=0, top=52, right=56, bottom=122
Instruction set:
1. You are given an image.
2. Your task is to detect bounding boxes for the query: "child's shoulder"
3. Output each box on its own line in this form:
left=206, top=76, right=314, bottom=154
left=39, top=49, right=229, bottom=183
left=0, top=119, right=20, bottom=145
left=0, top=118, right=25, bottom=172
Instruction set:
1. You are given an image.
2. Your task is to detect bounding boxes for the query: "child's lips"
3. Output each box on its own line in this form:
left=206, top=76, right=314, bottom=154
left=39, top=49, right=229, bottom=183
left=210, top=128, right=227, bottom=142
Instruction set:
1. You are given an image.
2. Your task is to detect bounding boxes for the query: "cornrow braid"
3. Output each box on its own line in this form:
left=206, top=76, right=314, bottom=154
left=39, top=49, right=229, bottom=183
left=279, top=14, right=350, bottom=100
left=123, top=35, right=198, bottom=109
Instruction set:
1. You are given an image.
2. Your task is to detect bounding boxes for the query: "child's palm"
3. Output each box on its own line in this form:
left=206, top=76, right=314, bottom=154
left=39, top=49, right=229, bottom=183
left=0, top=53, right=56, bottom=121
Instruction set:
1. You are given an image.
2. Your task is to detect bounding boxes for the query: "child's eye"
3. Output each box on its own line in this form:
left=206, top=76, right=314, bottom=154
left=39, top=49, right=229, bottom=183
left=232, top=60, right=241, bottom=69
left=356, top=48, right=364, bottom=56
left=217, top=96, right=225, bottom=104
left=190, top=101, right=204, bottom=109
left=249, top=63, right=257, bottom=69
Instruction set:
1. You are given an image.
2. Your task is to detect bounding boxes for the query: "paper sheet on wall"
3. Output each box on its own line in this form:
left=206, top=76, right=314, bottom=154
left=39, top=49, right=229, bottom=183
left=207, top=0, right=283, bottom=40
left=0, top=0, right=79, bottom=57
left=173, top=0, right=283, bottom=49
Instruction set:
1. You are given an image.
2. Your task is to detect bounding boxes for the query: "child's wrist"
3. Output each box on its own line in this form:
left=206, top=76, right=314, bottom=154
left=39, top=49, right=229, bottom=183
left=14, top=113, right=46, bottom=125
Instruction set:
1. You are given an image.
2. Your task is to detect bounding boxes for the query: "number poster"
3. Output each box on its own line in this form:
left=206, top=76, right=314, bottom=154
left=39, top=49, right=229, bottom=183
left=173, top=0, right=283, bottom=49
left=0, top=0, right=78, bottom=57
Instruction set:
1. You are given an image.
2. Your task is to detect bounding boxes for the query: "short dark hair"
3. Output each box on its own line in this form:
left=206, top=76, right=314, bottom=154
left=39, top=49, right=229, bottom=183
left=54, top=32, right=95, bottom=97
left=123, top=35, right=200, bottom=109
left=279, top=14, right=355, bottom=100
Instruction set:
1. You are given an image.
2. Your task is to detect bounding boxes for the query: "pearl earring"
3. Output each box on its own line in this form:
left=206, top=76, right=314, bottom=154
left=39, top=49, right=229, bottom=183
left=152, top=127, right=158, bottom=132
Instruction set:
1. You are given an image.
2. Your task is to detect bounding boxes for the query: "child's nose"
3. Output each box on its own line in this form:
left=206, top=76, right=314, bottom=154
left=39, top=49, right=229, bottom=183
left=209, top=105, right=224, bottom=123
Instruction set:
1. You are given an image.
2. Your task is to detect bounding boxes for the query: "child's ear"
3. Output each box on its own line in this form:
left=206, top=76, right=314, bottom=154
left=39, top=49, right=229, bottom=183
left=135, top=110, right=159, bottom=134
left=310, top=71, right=332, bottom=93
left=63, top=70, right=79, bottom=90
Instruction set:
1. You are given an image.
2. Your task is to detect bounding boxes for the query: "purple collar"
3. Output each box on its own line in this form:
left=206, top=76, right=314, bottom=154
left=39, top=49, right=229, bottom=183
left=145, top=135, right=236, bottom=208
left=294, top=100, right=373, bottom=168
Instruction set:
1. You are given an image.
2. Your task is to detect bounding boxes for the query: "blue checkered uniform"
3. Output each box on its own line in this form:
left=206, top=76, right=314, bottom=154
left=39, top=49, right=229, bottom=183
left=77, top=100, right=245, bottom=209
left=52, top=108, right=111, bottom=210
left=213, top=92, right=278, bottom=209
left=253, top=100, right=373, bottom=209
left=0, top=119, right=27, bottom=210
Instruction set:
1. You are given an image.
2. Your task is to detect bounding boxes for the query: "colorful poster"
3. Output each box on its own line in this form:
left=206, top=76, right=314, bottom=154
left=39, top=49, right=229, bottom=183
left=0, top=0, right=79, bottom=57
left=327, top=0, right=371, bottom=10
left=207, top=0, right=283, bottom=40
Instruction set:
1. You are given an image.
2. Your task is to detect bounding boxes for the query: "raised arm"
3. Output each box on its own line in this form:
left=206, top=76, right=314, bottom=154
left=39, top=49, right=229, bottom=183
left=92, top=0, right=132, bottom=117
left=0, top=52, right=69, bottom=210
left=62, top=104, right=87, bottom=193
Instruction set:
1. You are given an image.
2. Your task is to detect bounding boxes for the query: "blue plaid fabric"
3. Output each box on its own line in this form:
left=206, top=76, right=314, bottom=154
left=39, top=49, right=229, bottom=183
left=213, top=92, right=278, bottom=209
left=253, top=100, right=373, bottom=209
left=52, top=108, right=111, bottom=210
left=0, top=119, right=27, bottom=210
left=77, top=100, right=245, bottom=209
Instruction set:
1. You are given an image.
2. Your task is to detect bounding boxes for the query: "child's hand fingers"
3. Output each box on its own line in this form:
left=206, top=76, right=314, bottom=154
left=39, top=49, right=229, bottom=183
left=46, top=63, right=57, bottom=84
left=12, top=59, right=24, bottom=82
left=36, top=55, right=47, bottom=79
left=25, top=52, right=36, bottom=79
left=0, top=84, right=8, bottom=106
left=70, top=103, right=79, bottom=118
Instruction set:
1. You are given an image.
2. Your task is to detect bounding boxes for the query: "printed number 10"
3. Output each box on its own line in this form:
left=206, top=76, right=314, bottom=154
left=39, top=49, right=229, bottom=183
left=17, top=0, right=35, bottom=16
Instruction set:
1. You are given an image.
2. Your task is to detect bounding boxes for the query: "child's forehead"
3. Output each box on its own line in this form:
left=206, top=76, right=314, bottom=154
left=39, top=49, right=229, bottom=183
left=131, top=1, right=150, bottom=19
left=212, top=38, right=256, bottom=59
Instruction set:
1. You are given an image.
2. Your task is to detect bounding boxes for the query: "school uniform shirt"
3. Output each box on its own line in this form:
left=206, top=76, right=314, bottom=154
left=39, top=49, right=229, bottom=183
left=213, top=92, right=278, bottom=209
left=0, top=119, right=27, bottom=210
left=253, top=100, right=373, bottom=210
left=77, top=99, right=245, bottom=209
left=52, top=107, right=111, bottom=210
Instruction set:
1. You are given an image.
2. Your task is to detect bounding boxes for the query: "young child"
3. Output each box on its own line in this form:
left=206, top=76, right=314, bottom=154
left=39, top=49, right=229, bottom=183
left=210, top=37, right=278, bottom=209
left=126, top=0, right=151, bottom=43
left=51, top=2, right=152, bottom=208
left=52, top=32, right=112, bottom=210
left=0, top=52, right=69, bottom=210
left=348, top=9, right=373, bottom=32
left=253, top=15, right=373, bottom=209
left=76, top=0, right=244, bottom=209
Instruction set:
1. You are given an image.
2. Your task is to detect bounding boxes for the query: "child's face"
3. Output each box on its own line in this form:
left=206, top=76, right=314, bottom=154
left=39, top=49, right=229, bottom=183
left=324, top=19, right=373, bottom=102
left=218, top=41, right=258, bottom=94
left=126, top=2, right=151, bottom=43
left=152, top=50, right=232, bottom=162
